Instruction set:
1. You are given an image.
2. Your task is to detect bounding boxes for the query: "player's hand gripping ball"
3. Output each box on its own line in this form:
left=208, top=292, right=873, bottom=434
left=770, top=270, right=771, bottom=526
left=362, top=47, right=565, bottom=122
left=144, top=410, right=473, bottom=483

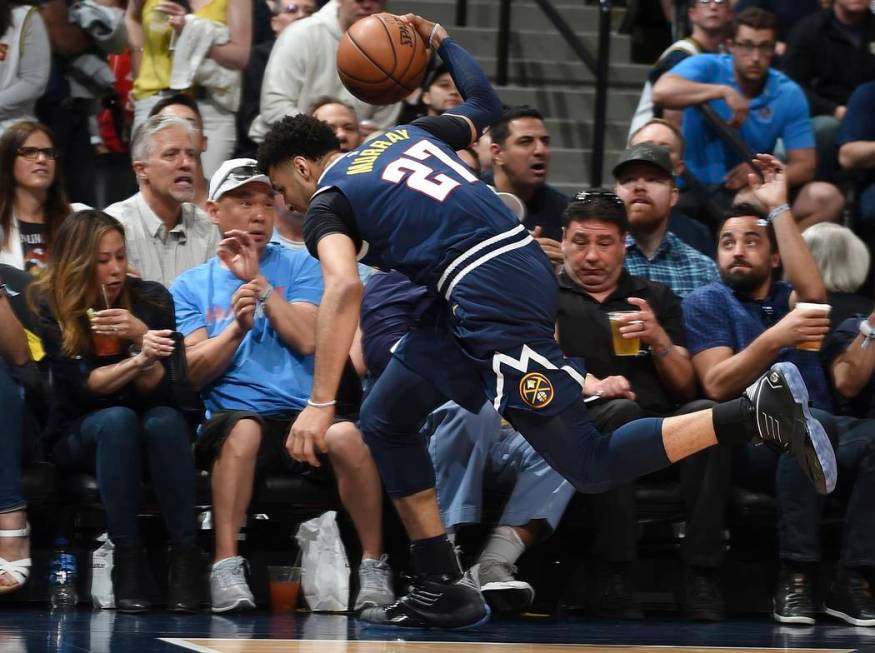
left=337, top=12, right=429, bottom=105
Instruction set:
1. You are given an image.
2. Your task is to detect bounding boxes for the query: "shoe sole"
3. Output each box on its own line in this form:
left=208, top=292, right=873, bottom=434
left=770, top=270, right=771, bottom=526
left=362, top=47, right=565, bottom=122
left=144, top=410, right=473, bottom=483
left=772, top=610, right=815, bottom=625
left=211, top=598, right=255, bottom=614
left=482, top=583, right=535, bottom=614
left=360, top=603, right=492, bottom=631
left=824, top=606, right=875, bottom=627
left=772, top=362, right=837, bottom=494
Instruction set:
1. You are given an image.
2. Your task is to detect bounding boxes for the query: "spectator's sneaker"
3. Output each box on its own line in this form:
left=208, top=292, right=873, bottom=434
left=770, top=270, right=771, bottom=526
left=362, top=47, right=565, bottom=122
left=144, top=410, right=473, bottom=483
left=824, top=568, right=875, bottom=627
left=744, top=362, right=836, bottom=494
left=475, top=560, right=535, bottom=614
left=680, top=566, right=725, bottom=622
left=772, top=566, right=815, bottom=625
left=210, top=556, right=255, bottom=613
left=354, top=555, right=396, bottom=611
left=359, top=568, right=490, bottom=630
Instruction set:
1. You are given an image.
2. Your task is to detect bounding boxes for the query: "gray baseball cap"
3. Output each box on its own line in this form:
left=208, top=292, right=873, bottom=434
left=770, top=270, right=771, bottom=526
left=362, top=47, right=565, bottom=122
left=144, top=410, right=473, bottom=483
left=612, top=143, right=674, bottom=179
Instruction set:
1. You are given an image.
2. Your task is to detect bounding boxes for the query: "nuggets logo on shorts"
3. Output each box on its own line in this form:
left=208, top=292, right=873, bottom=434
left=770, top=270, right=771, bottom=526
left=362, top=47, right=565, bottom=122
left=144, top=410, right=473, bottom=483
left=519, top=372, right=554, bottom=409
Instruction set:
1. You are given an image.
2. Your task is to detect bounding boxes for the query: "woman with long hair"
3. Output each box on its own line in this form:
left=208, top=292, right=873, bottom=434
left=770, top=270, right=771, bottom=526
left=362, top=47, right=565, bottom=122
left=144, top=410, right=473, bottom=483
left=0, top=121, right=71, bottom=273
left=32, top=210, right=202, bottom=612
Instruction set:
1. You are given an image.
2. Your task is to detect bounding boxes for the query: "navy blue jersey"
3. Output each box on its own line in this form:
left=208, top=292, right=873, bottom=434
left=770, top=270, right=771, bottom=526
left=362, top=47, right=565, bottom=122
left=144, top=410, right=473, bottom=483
left=314, top=124, right=521, bottom=291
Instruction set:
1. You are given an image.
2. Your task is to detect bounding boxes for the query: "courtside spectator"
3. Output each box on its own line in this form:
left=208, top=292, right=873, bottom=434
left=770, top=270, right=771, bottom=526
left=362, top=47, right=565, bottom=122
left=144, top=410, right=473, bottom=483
left=126, top=0, right=252, bottom=177
left=734, top=0, right=820, bottom=54
left=0, top=121, right=71, bottom=274
left=629, top=0, right=733, bottom=136
left=249, top=0, right=400, bottom=144
left=422, top=64, right=463, bottom=118
left=838, top=80, right=875, bottom=233
left=613, top=143, right=719, bottom=297
left=0, top=2, right=49, bottom=136
left=652, top=8, right=845, bottom=229
left=35, top=210, right=202, bottom=613
left=309, top=96, right=362, bottom=153
left=629, top=119, right=716, bottom=254
left=171, top=160, right=393, bottom=613
left=104, top=115, right=219, bottom=287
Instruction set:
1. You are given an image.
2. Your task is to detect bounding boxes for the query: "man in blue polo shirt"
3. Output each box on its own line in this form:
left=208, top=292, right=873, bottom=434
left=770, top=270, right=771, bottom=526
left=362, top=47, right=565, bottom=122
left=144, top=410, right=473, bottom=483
left=171, top=159, right=394, bottom=614
left=652, top=7, right=844, bottom=229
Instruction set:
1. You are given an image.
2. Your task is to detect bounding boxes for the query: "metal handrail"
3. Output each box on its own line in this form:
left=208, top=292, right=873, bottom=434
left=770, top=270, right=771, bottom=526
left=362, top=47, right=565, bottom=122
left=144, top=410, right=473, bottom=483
left=480, top=0, right=613, bottom=187
left=695, top=104, right=764, bottom=183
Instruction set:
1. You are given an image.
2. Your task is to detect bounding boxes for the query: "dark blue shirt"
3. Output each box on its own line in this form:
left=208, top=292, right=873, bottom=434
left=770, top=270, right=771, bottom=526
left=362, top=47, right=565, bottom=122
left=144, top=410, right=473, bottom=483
left=823, top=316, right=875, bottom=418
left=682, top=280, right=833, bottom=411
left=839, top=80, right=875, bottom=189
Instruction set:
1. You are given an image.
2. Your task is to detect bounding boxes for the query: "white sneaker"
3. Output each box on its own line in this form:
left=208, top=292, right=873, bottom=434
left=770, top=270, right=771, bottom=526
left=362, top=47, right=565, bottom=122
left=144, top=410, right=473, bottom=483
left=354, top=554, right=395, bottom=610
left=210, top=556, right=255, bottom=613
left=475, top=560, right=535, bottom=613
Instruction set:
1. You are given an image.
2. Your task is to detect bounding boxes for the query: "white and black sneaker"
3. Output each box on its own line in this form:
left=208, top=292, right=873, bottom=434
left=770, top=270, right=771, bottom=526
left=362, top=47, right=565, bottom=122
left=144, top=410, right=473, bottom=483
left=474, top=561, right=535, bottom=614
left=359, top=568, right=491, bottom=630
left=744, top=362, right=836, bottom=494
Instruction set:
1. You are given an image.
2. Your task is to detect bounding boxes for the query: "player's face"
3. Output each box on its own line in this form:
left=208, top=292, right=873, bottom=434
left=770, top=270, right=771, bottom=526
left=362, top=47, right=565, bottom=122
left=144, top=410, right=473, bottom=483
left=688, top=0, right=732, bottom=34
left=730, top=26, right=775, bottom=84
left=13, top=129, right=57, bottom=193
left=312, top=103, right=362, bottom=153
left=208, top=182, right=277, bottom=253
left=561, top=218, right=626, bottom=294
left=717, top=216, right=778, bottom=294
left=422, top=73, right=462, bottom=116
left=614, top=163, right=677, bottom=234
left=268, top=160, right=314, bottom=214
left=629, top=124, right=684, bottom=175
left=494, top=117, right=551, bottom=188
left=135, top=127, right=198, bottom=204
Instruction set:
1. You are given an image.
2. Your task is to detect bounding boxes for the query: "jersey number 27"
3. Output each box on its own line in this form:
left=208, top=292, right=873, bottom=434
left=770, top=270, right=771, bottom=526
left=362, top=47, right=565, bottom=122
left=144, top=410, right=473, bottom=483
left=381, top=140, right=479, bottom=201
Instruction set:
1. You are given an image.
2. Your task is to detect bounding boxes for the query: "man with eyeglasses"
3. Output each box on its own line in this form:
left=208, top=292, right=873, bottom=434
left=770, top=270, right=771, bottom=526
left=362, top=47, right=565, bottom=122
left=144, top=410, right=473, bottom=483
left=652, top=8, right=845, bottom=230
left=104, top=115, right=219, bottom=287
left=258, top=15, right=837, bottom=630
left=681, top=156, right=874, bottom=626
left=629, top=0, right=734, bottom=137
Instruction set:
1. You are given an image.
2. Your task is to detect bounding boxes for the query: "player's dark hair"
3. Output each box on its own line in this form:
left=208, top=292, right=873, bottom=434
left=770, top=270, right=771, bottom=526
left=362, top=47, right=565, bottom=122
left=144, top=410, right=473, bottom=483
left=731, top=7, right=778, bottom=40
left=718, top=202, right=777, bottom=252
left=257, top=114, right=341, bottom=172
left=562, top=189, right=629, bottom=234
left=490, top=106, right=545, bottom=147
left=148, top=93, right=203, bottom=127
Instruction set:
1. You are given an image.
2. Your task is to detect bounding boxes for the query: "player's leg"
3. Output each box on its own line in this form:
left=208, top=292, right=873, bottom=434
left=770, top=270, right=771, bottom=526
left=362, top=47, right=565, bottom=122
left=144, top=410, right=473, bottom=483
left=357, top=357, right=490, bottom=629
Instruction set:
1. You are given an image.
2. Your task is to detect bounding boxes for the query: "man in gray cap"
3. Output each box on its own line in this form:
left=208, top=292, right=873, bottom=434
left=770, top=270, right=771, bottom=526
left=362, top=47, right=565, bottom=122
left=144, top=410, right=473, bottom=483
left=614, top=143, right=720, bottom=299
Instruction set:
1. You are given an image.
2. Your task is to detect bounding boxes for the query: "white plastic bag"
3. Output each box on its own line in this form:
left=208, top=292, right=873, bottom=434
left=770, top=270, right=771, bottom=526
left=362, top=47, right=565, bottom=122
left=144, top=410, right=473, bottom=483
left=90, top=533, right=115, bottom=609
left=295, top=510, right=349, bottom=612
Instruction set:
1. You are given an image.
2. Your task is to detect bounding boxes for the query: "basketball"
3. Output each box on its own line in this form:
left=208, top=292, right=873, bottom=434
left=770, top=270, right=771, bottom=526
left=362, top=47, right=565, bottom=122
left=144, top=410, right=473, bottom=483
left=337, top=13, right=429, bottom=106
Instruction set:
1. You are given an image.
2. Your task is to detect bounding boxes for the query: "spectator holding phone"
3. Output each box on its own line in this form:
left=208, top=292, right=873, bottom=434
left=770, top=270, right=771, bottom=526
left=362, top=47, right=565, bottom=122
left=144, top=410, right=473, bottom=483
left=125, top=0, right=252, bottom=177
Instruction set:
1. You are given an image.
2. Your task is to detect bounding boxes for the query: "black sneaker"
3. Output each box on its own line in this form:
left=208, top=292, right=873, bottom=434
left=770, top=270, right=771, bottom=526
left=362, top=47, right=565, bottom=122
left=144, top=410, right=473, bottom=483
left=744, top=362, right=836, bottom=495
left=359, top=569, right=490, bottom=630
left=772, top=566, right=815, bottom=625
left=587, top=562, right=643, bottom=620
left=680, top=566, right=725, bottom=622
left=824, top=568, right=875, bottom=627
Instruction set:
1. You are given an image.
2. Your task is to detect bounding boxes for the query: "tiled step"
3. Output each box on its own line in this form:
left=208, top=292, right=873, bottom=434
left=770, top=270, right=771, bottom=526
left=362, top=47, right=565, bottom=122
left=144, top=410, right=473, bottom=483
left=497, top=86, right=641, bottom=122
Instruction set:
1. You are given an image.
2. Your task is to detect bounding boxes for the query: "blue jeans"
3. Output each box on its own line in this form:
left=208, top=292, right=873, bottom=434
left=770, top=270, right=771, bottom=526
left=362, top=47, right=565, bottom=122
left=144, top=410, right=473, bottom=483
left=0, top=362, right=25, bottom=514
left=55, top=406, right=196, bottom=546
left=833, top=416, right=875, bottom=568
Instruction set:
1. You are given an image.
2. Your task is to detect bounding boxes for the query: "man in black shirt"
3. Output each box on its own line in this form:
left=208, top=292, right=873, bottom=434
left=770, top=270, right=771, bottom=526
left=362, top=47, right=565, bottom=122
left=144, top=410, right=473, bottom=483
left=556, top=191, right=728, bottom=621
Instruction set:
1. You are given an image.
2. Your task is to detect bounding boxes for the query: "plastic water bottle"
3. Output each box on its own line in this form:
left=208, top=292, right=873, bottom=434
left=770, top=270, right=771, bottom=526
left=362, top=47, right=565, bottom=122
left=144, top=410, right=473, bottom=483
left=49, top=538, right=78, bottom=609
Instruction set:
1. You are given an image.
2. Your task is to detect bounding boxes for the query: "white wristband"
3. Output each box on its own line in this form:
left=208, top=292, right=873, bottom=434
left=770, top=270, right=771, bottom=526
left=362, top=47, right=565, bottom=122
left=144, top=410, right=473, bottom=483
left=307, top=398, right=337, bottom=408
left=428, top=23, right=441, bottom=49
left=766, top=203, right=790, bottom=223
left=859, top=319, right=875, bottom=350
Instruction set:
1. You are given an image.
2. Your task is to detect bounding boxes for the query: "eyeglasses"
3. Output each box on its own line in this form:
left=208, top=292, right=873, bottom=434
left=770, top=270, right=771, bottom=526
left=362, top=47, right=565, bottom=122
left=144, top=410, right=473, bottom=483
left=574, top=189, right=625, bottom=207
left=732, top=40, right=776, bottom=56
left=274, top=2, right=311, bottom=15
left=695, top=0, right=729, bottom=6
left=17, top=147, right=58, bottom=161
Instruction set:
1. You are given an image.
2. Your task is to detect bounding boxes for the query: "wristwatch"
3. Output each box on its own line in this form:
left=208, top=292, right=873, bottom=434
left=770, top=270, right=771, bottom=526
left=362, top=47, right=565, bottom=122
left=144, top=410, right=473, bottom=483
left=859, top=319, right=875, bottom=350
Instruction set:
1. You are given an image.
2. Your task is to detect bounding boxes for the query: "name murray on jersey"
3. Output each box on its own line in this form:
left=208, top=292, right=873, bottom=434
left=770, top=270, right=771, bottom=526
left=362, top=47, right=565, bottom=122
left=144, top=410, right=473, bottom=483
left=346, top=128, right=411, bottom=175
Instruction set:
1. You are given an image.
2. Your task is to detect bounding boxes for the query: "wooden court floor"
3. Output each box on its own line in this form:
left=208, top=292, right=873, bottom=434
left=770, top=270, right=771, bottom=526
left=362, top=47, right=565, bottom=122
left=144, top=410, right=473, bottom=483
left=162, top=641, right=856, bottom=653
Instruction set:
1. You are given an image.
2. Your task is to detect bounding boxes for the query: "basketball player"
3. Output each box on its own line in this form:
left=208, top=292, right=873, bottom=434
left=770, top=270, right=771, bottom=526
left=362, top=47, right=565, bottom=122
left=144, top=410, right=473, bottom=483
left=258, top=15, right=837, bottom=629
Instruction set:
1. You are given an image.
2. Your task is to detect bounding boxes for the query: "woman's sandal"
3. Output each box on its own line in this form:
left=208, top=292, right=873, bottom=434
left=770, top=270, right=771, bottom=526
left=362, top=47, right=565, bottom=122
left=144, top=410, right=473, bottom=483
left=0, top=523, right=31, bottom=594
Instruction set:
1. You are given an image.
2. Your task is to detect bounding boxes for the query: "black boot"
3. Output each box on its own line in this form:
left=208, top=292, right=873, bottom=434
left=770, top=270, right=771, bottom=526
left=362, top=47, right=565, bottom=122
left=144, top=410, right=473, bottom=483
left=112, top=545, right=151, bottom=613
left=167, top=543, right=204, bottom=613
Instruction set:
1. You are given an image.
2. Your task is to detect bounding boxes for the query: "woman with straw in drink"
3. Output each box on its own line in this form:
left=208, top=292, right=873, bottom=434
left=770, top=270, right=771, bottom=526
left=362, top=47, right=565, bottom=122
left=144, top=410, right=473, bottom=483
left=30, top=209, right=202, bottom=613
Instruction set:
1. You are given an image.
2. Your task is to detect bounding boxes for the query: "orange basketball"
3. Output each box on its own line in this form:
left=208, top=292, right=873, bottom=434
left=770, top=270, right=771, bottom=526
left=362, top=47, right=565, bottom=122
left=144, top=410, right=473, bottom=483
left=337, top=13, right=429, bottom=106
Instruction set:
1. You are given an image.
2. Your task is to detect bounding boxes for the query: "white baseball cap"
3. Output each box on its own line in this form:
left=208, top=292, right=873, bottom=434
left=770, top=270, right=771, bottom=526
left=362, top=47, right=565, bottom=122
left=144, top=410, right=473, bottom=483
left=209, top=158, right=272, bottom=201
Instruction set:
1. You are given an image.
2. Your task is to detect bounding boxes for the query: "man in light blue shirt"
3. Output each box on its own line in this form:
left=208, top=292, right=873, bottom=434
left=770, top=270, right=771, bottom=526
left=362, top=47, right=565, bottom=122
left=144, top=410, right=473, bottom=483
left=652, top=7, right=844, bottom=229
left=171, top=158, right=393, bottom=614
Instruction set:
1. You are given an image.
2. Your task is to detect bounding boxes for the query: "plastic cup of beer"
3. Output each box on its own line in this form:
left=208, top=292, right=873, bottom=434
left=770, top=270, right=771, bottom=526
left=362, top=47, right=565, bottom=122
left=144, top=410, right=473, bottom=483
left=608, top=310, right=641, bottom=357
left=795, top=302, right=831, bottom=352
left=268, top=565, right=301, bottom=613
left=87, top=309, right=122, bottom=356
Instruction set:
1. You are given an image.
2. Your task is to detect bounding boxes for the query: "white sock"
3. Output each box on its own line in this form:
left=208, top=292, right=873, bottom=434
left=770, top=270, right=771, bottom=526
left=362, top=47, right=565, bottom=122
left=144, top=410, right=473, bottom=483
left=478, top=525, right=526, bottom=567
left=445, top=527, right=456, bottom=545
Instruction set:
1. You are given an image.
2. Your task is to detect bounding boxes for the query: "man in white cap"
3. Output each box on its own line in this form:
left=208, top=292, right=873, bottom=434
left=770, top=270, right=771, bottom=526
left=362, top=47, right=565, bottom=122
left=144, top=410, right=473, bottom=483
left=170, top=158, right=395, bottom=613
left=105, top=114, right=219, bottom=287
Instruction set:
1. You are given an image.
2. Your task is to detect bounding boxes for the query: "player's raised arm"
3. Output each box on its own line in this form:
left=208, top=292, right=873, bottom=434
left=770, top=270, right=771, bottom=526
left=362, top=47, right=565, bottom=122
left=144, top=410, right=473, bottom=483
left=401, top=14, right=503, bottom=147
